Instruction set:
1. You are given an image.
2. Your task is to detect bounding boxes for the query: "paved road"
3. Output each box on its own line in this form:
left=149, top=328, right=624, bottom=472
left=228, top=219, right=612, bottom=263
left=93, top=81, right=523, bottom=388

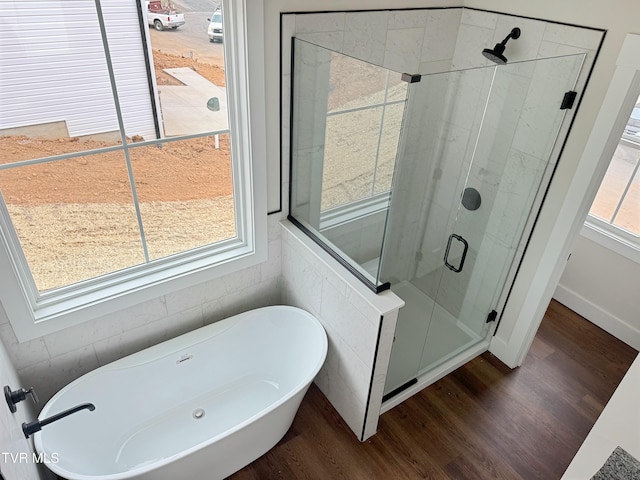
left=172, top=0, right=219, bottom=12
left=148, top=0, right=224, bottom=67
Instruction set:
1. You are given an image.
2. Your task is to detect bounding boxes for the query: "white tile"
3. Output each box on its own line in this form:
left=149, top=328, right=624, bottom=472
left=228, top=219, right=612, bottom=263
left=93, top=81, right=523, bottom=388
left=281, top=240, right=323, bottom=315
left=201, top=298, right=227, bottom=325
left=165, top=278, right=225, bottom=316
left=336, top=336, right=371, bottom=405
left=317, top=365, right=366, bottom=437
left=320, top=281, right=378, bottom=366
left=493, top=17, right=546, bottom=63
left=384, top=27, right=424, bottom=74
left=422, top=9, right=461, bottom=63
left=261, top=238, right=282, bottom=281
left=93, top=306, right=204, bottom=366
left=343, top=11, right=389, bottom=66
left=543, top=23, right=603, bottom=50
left=452, top=24, right=496, bottom=69
left=43, top=316, right=122, bottom=359
left=0, top=323, right=49, bottom=371
left=296, top=31, right=345, bottom=53
left=388, top=10, right=428, bottom=30
left=222, top=264, right=263, bottom=295
left=461, top=8, right=498, bottom=29
left=18, top=345, right=100, bottom=405
left=537, top=40, right=588, bottom=59
left=267, top=212, right=283, bottom=242
left=219, top=279, right=281, bottom=318
left=295, top=12, right=345, bottom=34
left=96, top=296, right=168, bottom=331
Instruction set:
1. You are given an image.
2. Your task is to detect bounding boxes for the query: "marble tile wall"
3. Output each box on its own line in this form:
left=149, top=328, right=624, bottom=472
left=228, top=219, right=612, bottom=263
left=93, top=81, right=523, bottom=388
left=321, top=210, right=387, bottom=266
left=281, top=220, right=403, bottom=440
left=0, top=214, right=284, bottom=404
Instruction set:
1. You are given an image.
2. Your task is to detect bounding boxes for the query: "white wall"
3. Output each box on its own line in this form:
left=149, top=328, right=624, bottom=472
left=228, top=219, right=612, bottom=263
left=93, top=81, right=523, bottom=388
left=0, top=333, right=53, bottom=480
left=555, top=234, right=640, bottom=350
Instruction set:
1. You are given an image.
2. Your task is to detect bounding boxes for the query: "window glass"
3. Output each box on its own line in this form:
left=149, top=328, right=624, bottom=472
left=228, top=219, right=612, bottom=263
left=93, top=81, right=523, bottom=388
left=0, top=0, right=238, bottom=293
left=321, top=51, right=406, bottom=212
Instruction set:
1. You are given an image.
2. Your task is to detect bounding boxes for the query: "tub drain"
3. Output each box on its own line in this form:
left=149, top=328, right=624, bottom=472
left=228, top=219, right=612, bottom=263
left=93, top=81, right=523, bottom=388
left=193, top=408, right=205, bottom=419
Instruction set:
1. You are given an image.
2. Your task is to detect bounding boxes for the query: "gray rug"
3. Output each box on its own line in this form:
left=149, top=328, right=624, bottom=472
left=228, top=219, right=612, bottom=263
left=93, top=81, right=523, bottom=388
left=591, top=446, right=640, bottom=479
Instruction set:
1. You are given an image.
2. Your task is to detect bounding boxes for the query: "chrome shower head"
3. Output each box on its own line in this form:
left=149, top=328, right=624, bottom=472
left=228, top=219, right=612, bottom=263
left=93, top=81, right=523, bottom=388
left=482, top=27, right=521, bottom=65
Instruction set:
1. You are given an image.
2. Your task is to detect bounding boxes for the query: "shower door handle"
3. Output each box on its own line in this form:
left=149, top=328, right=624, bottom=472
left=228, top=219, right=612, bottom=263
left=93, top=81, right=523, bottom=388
left=444, top=234, right=469, bottom=273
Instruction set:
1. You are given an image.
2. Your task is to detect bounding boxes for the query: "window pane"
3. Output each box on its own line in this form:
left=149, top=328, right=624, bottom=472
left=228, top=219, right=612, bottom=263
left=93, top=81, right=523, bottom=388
left=373, top=102, right=405, bottom=195
left=613, top=167, right=640, bottom=235
left=328, top=53, right=391, bottom=112
left=129, top=135, right=236, bottom=260
left=145, top=2, right=228, bottom=137
left=590, top=142, right=639, bottom=222
left=322, top=107, right=383, bottom=210
left=0, top=2, right=239, bottom=293
left=0, top=153, right=144, bottom=292
left=0, top=1, right=122, bottom=163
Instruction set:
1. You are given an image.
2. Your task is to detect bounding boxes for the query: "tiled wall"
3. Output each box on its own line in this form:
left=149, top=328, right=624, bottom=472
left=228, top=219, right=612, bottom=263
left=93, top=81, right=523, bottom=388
left=321, top=210, right=387, bottom=266
left=0, top=334, right=53, bottom=479
left=281, top=220, right=402, bottom=441
left=0, top=214, right=284, bottom=405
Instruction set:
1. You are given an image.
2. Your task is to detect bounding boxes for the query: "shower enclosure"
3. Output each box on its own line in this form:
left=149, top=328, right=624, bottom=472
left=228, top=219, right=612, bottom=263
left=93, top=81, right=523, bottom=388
left=289, top=38, right=585, bottom=403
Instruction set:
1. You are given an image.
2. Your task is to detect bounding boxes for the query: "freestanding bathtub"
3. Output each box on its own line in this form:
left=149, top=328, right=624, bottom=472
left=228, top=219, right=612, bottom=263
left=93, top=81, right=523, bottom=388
left=34, top=306, right=327, bottom=480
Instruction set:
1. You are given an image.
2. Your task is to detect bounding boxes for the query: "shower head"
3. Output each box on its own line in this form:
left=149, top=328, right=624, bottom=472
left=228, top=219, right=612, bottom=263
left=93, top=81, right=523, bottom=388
left=482, top=27, right=521, bottom=65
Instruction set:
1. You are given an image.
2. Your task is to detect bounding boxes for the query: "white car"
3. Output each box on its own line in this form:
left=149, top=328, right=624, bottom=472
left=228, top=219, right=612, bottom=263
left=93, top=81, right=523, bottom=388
left=207, top=10, right=223, bottom=42
left=146, top=1, right=185, bottom=31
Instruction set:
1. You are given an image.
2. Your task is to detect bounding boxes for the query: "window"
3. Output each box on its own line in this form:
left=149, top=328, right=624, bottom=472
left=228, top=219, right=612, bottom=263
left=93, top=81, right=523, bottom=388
left=320, top=51, right=406, bottom=214
left=0, top=0, right=266, bottom=341
left=587, top=95, right=640, bottom=250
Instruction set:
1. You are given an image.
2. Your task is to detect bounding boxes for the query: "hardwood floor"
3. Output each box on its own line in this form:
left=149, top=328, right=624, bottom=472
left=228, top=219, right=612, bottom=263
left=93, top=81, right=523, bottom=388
left=229, top=300, right=637, bottom=479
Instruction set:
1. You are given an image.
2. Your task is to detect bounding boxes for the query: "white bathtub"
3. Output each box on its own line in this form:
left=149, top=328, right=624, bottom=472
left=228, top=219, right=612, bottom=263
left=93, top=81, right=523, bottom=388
left=34, top=306, right=327, bottom=480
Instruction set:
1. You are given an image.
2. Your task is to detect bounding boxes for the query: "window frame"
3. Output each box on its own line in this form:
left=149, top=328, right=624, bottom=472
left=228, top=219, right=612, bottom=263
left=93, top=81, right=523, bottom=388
left=585, top=85, right=640, bottom=265
left=0, top=0, right=267, bottom=342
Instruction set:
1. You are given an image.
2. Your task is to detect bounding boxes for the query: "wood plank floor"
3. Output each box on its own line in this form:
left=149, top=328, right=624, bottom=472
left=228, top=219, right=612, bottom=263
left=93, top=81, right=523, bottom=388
left=230, top=300, right=637, bottom=479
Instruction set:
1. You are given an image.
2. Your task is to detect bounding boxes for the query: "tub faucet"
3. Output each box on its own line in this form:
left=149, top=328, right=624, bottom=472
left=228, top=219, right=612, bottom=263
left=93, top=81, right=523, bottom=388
left=22, top=403, right=95, bottom=438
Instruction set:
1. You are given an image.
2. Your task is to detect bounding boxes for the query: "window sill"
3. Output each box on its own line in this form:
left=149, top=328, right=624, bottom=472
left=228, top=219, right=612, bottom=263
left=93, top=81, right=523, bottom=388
left=1, top=236, right=266, bottom=342
left=581, top=220, right=640, bottom=265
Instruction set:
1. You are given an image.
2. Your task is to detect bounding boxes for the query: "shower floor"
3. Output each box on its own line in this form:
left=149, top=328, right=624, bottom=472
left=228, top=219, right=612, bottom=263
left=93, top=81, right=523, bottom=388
left=384, top=280, right=483, bottom=396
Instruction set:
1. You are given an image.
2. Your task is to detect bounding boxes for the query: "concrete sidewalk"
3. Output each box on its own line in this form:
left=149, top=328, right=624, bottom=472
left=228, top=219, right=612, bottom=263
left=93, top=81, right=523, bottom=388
left=158, top=67, right=228, bottom=136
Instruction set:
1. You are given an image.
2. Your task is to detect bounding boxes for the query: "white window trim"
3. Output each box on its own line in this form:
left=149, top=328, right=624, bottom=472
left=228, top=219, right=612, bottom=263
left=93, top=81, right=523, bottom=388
left=583, top=53, right=640, bottom=267
left=582, top=220, right=640, bottom=265
left=319, top=192, right=391, bottom=231
left=0, top=0, right=267, bottom=342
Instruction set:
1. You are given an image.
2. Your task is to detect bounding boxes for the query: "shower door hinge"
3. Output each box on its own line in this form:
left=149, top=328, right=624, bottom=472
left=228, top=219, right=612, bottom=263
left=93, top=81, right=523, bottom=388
left=561, top=91, right=578, bottom=110
left=486, top=310, right=498, bottom=323
left=401, top=73, right=421, bottom=83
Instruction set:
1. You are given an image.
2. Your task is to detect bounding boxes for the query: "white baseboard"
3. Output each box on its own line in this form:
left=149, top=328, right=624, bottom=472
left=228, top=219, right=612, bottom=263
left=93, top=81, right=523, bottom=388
left=553, top=284, right=640, bottom=351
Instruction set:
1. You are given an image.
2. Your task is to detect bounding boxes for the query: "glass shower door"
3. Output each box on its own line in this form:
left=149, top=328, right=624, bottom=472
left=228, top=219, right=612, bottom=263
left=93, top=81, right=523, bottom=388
left=383, top=54, right=585, bottom=396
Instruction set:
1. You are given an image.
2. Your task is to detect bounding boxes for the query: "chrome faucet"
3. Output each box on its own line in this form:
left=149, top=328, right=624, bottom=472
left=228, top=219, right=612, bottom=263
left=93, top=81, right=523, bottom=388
left=23, top=403, right=95, bottom=438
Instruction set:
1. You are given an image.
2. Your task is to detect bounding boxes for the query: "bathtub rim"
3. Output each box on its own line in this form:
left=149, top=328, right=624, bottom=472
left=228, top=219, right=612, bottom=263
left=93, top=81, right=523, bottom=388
left=35, top=305, right=328, bottom=480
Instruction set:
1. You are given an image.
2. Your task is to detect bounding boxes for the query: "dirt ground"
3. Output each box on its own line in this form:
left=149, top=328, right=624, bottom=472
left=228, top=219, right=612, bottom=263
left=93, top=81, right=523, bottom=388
left=152, top=50, right=226, bottom=87
left=0, top=50, right=235, bottom=291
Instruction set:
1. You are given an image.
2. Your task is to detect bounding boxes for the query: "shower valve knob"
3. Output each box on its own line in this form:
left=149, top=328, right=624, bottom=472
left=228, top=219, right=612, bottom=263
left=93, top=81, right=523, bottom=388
left=4, top=385, right=38, bottom=413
